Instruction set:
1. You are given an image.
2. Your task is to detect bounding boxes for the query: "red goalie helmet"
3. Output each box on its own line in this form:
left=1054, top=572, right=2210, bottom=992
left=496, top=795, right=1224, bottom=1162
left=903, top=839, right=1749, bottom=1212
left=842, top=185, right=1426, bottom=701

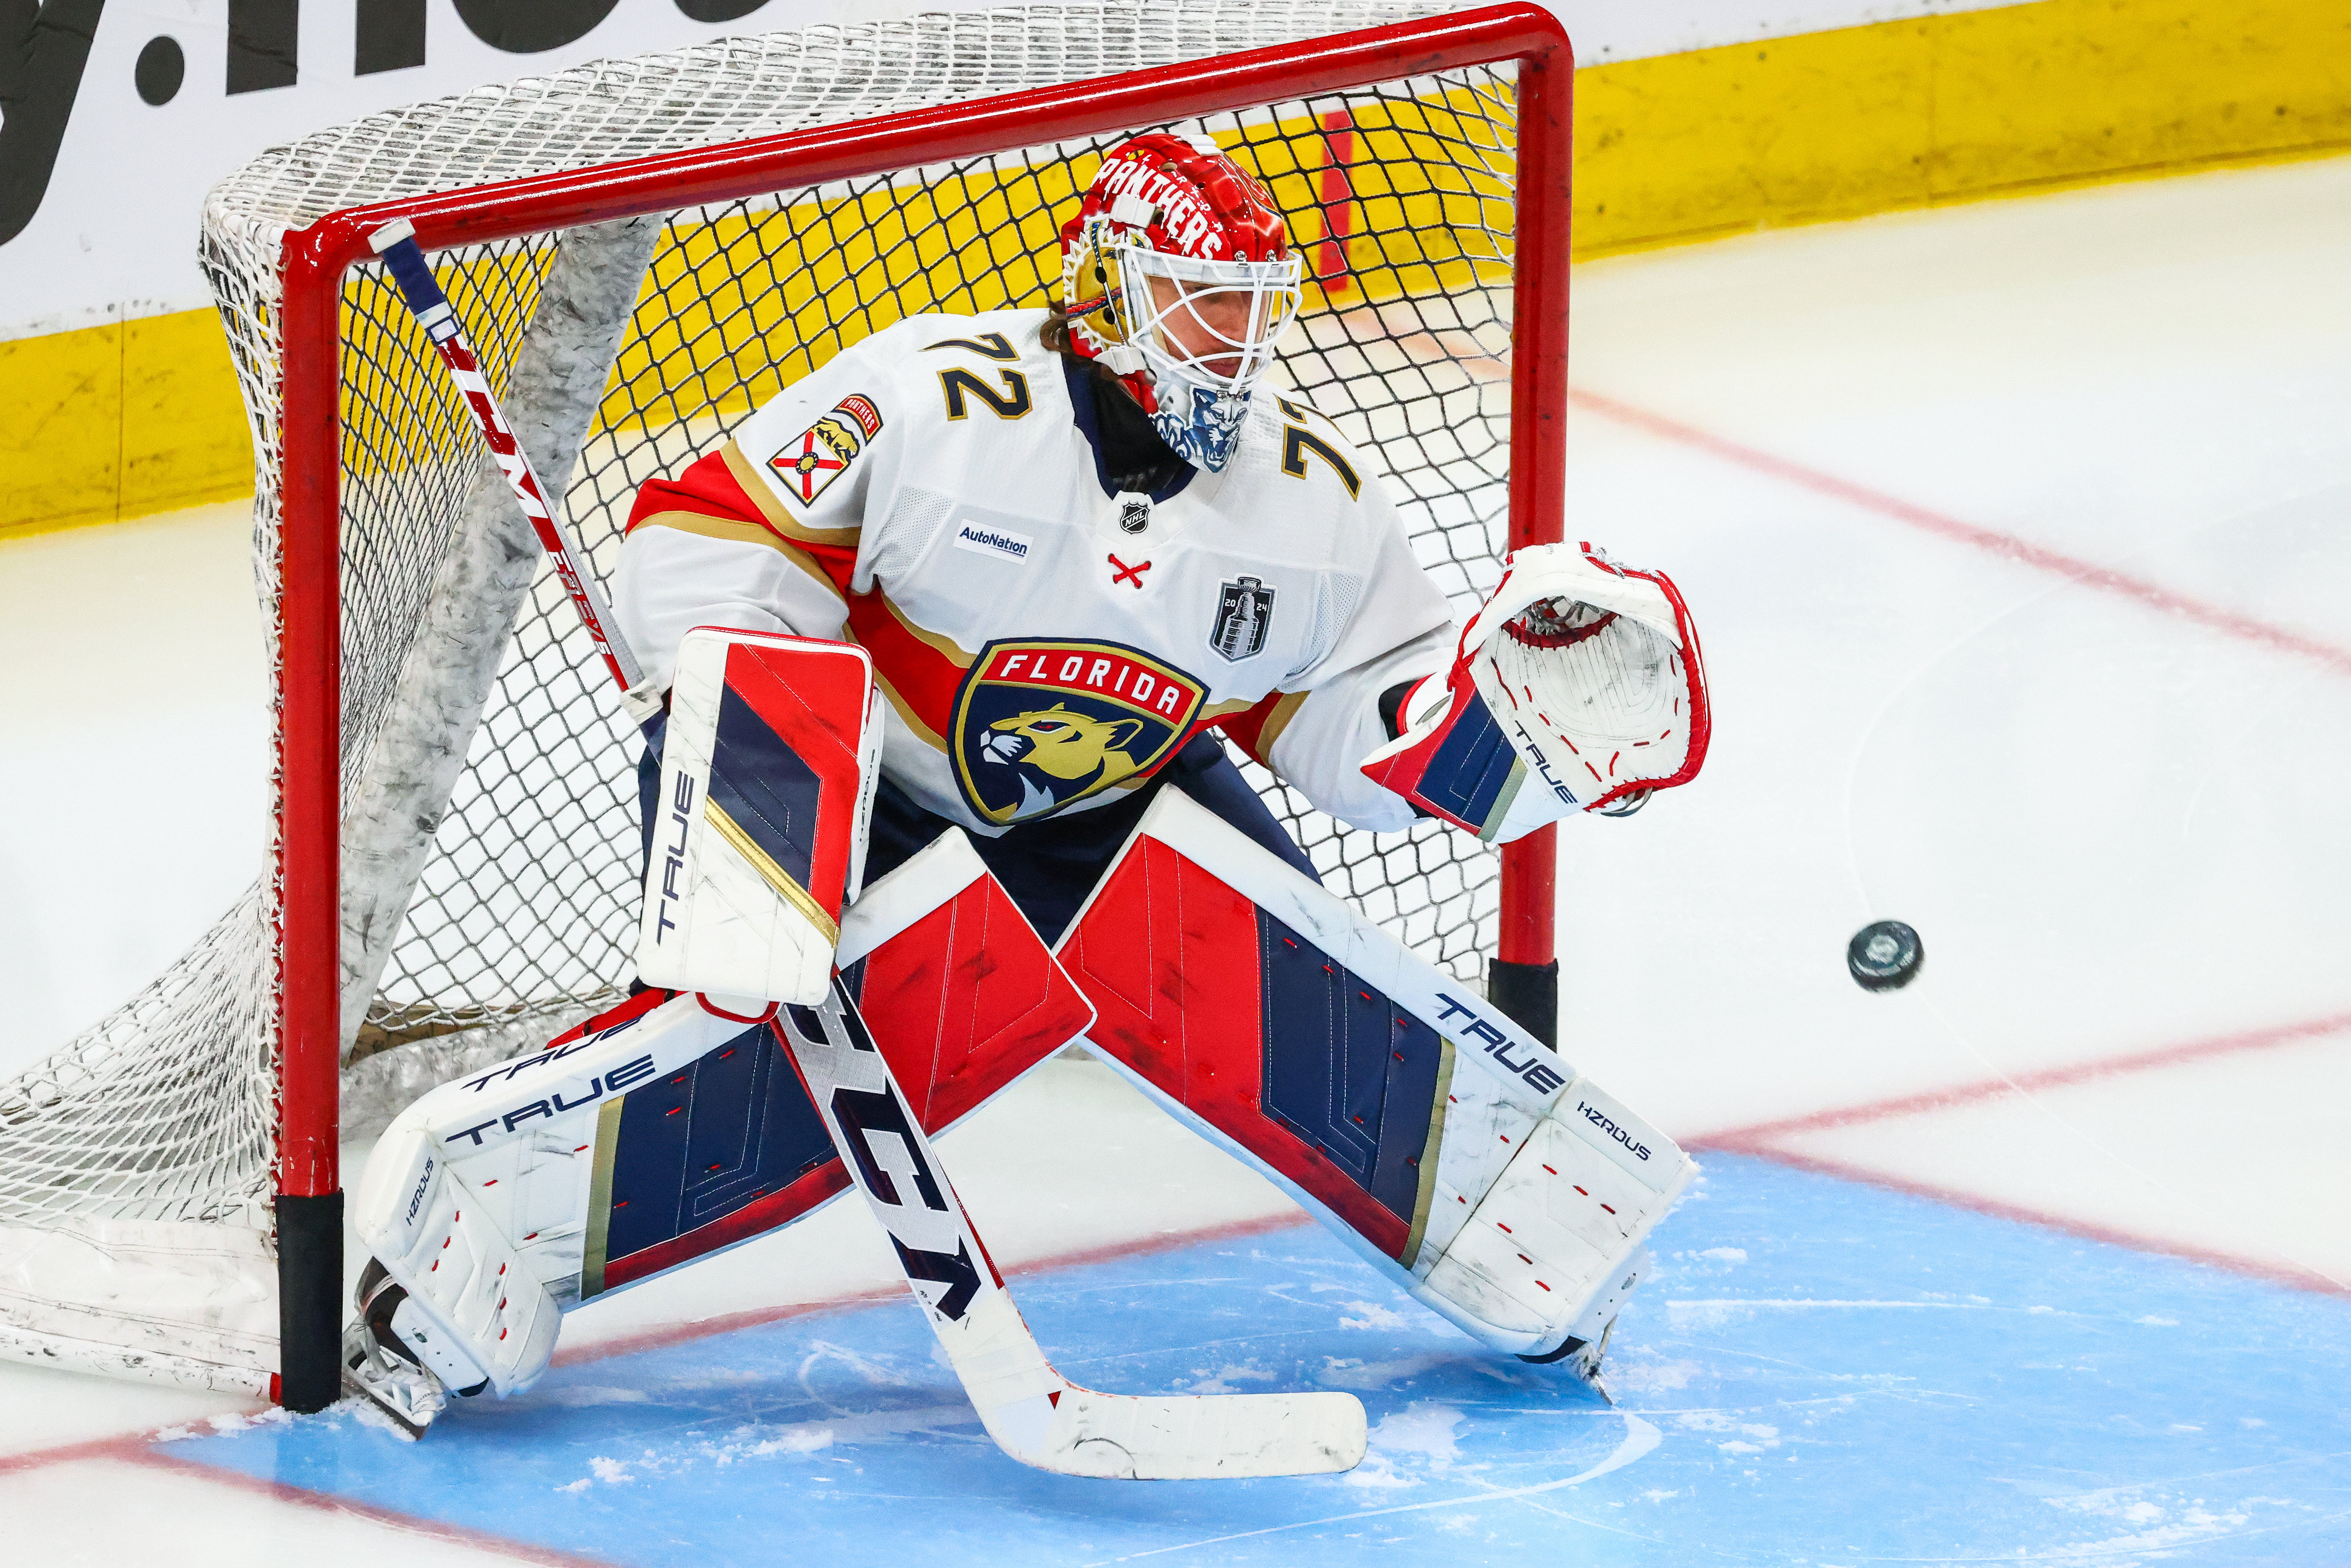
left=1058, top=133, right=1302, bottom=401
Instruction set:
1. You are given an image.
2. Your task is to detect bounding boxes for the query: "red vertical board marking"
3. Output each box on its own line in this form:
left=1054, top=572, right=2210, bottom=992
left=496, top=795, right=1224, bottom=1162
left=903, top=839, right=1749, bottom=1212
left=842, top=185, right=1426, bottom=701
left=1314, top=110, right=1356, bottom=294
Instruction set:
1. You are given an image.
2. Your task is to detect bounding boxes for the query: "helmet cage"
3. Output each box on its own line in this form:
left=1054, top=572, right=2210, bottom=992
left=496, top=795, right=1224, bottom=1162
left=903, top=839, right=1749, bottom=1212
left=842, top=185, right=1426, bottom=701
left=1087, top=228, right=1302, bottom=398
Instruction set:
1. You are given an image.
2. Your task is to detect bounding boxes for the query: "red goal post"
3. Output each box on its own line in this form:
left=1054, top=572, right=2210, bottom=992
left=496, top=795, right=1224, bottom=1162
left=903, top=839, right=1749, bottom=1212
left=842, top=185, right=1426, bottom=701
left=267, top=2, right=1572, bottom=1409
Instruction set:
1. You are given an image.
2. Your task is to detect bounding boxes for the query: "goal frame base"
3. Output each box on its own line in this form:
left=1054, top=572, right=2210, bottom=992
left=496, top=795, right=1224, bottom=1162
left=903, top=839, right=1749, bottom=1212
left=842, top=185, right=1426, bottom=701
left=277, top=1190, right=343, bottom=1413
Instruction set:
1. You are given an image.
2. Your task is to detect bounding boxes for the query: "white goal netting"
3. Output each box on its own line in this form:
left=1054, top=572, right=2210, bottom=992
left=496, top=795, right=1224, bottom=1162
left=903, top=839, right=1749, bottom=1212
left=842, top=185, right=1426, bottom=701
left=0, top=0, right=1523, bottom=1386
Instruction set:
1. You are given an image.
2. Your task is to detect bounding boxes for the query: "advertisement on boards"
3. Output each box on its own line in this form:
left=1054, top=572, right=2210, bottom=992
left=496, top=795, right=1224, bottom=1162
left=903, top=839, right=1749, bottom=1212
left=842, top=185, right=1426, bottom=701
left=0, top=0, right=1018, bottom=340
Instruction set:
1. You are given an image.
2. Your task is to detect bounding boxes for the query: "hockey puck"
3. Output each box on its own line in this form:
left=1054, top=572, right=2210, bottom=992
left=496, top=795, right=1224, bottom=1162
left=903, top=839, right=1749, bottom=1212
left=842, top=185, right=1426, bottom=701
left=1847, top=920, right=1924, bottom=991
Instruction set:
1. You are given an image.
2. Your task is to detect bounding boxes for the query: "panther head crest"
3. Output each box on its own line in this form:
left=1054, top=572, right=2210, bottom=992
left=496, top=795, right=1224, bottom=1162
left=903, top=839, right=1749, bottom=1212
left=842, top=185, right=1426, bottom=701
left=977, top=703, right=1146, bottom=817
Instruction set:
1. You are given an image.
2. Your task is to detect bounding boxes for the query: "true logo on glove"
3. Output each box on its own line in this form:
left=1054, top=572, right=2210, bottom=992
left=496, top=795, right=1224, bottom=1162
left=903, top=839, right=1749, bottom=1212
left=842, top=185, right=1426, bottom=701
left=949, top=639, right=1205, bottom=826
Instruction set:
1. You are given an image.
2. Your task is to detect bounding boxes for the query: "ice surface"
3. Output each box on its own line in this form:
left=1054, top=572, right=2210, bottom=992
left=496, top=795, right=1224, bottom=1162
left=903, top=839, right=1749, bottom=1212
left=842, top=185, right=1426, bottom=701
left=2, top=153, right=2349, bottom=1559
left=163, top=1157, right=2351, bottom=1566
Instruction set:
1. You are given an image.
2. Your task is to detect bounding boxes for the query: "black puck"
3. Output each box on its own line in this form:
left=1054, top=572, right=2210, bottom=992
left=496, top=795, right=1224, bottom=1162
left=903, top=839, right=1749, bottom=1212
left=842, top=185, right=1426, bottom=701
left=1848, top=920, right=1924, bottom=991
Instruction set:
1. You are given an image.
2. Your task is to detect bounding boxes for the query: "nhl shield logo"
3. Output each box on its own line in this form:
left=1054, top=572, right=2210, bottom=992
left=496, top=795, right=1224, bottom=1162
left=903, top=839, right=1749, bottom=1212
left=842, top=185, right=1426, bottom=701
left=1118, top=499, right=1150, bottom=534
left=1210, top=576, right=1275, bottom=662
left=950, top=639, right=1206, bottom=826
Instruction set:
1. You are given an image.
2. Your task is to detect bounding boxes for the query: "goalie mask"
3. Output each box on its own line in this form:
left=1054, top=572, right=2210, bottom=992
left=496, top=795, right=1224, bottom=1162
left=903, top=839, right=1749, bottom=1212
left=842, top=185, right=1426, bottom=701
left=1059, top=133, right=1302, bottom=472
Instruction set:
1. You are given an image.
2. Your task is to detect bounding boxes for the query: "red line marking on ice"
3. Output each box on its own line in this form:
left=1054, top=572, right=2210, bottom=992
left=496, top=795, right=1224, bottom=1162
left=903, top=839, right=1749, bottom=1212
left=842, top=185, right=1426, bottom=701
left=1695, top=1008, right=2351, bottom=1148
left=1688, top=1007, right=2351, bottom=1298
left=551, top=1208, right=1311, bottom=1369
left=6, top=1435, right=616, bottom=1563
left=1727, top=1143, right=2350, bottom=1301
left=126, top=1446, right=623, bottom=1565
left=1568, top=388, right=2351, bottom=680
left=0, top=1432, right=161, bottom=1474
left=5, top=1436, right=617, bottom=1563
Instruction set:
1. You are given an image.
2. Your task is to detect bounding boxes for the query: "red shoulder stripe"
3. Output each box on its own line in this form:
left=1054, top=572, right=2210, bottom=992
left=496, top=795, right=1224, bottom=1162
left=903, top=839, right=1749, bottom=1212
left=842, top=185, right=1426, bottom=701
left=628, top=448, right=857, bottom=597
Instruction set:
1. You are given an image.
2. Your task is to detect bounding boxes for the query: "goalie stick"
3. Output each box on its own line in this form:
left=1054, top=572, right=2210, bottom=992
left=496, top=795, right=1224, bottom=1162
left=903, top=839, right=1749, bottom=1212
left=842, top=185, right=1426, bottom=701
left=365, top=220, right=1367, bottom=1478
left=777, top=980, right=1363, bottom=1477
left=368, top=220, right=656, bottom=721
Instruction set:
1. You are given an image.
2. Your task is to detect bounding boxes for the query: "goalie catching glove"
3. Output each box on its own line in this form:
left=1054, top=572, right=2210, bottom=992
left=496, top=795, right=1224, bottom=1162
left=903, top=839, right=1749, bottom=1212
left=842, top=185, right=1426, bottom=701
left=1360, top=542, right=1710, bottom=838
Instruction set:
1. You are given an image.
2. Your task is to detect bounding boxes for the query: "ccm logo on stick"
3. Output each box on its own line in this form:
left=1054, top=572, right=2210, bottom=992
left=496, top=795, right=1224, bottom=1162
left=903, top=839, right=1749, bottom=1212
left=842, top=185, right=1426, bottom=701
left=1432, top=993, right=1566, bottom=1096
left=450, top=1055, right=658, bottom=1147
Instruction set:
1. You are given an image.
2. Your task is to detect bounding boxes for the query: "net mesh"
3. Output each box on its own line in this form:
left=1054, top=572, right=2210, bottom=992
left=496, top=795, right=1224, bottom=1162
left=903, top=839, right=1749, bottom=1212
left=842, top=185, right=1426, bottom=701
left=0, top=2, right=1519, bottom=1259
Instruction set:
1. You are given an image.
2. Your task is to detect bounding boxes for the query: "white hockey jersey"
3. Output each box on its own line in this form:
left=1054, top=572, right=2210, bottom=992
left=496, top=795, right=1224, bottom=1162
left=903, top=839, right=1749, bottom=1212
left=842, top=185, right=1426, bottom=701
left=613, top=307, right=1452, bottom=837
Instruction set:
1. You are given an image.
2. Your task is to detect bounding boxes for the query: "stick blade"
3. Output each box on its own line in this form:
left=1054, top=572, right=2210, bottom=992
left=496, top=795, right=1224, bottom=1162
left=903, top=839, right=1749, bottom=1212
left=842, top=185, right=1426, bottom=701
left=1001, top=1388, right=1367, bottom=1479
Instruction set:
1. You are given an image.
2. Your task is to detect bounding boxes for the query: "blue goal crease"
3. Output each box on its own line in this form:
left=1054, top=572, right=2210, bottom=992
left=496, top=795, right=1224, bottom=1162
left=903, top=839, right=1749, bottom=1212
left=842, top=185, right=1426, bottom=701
left=169, top=1154, right=2351, bottom=1568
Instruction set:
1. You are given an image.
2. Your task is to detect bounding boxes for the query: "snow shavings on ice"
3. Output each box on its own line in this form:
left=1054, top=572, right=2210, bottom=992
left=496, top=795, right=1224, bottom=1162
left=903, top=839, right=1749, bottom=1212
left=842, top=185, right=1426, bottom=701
left=1666, top=1297, right=2001, bottom=1330
left=1343, top=1401, right=1465, bottom=1490
left=1336, top=1300, right=1416, bottom=1331
left=1318, top=1352, right=1463, bottom=1391
left=549, top=1405, right=977, bottom=1493
left=543, top=1384, right=652, bottom=1407
left=1670, top=1408, right=1783, bottom=1457
left=152, top=1407, right=292, bottom=1442
left=2031, top=1483, right=2265, bottom=1563
left=1181, top=1363, right=1277, bottom=1394
left=1605, top=1354, right=1702, bottom=1394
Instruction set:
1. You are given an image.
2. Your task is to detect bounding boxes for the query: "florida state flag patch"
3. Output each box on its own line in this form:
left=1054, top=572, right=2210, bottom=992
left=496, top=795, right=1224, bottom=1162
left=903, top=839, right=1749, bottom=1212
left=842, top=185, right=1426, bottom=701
left=769, top=393, right=883, bottom=508
left=950, top=639, right=1205, bottom=825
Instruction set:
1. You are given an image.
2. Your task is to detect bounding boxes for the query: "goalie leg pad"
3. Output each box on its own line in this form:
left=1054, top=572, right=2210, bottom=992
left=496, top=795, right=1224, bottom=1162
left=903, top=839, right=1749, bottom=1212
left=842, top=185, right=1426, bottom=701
left=1059, top=790, right=1693, bottom=1360
left=349, top=1118, right=559, bottom=1399
left=637, top=628, right=883, bottom=1003
left=585, top=832, right=1092, bottom=1299
left=357, top=829, right=1095, bottom=1391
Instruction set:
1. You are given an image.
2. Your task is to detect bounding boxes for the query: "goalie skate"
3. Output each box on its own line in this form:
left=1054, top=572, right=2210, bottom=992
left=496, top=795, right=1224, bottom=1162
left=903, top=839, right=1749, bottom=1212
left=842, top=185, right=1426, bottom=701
left=1517, top=1246, right=1650, bottom=1402
left=338, top=1260, right=455, bottom=1440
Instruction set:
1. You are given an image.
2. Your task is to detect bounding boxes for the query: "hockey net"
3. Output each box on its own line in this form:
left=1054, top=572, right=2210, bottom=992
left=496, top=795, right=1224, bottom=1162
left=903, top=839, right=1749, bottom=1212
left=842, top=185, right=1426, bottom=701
left=0, top=0, right=1561, bottom=1397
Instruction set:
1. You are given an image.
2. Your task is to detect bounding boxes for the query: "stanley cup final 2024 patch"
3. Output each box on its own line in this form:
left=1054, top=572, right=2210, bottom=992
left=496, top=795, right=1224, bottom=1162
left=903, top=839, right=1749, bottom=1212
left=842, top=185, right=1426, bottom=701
left=1210, top=575, right=1275, bottom=661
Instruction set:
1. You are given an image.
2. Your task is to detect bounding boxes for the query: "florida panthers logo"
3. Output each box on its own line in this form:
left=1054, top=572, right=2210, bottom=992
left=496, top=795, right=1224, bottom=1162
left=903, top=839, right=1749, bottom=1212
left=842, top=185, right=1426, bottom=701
left=951, top=639, right=1205, bottom=825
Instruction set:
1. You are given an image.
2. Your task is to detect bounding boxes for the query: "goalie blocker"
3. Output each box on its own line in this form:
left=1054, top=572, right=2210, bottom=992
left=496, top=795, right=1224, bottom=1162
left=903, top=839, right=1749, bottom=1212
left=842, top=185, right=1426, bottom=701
left=637, top=627, right=882, bottom=1003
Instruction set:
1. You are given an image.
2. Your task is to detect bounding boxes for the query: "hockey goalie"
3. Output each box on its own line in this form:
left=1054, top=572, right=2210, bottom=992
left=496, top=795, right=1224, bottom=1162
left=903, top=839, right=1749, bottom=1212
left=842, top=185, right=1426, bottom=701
left=345, top=134, right=1712, bottom=1466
